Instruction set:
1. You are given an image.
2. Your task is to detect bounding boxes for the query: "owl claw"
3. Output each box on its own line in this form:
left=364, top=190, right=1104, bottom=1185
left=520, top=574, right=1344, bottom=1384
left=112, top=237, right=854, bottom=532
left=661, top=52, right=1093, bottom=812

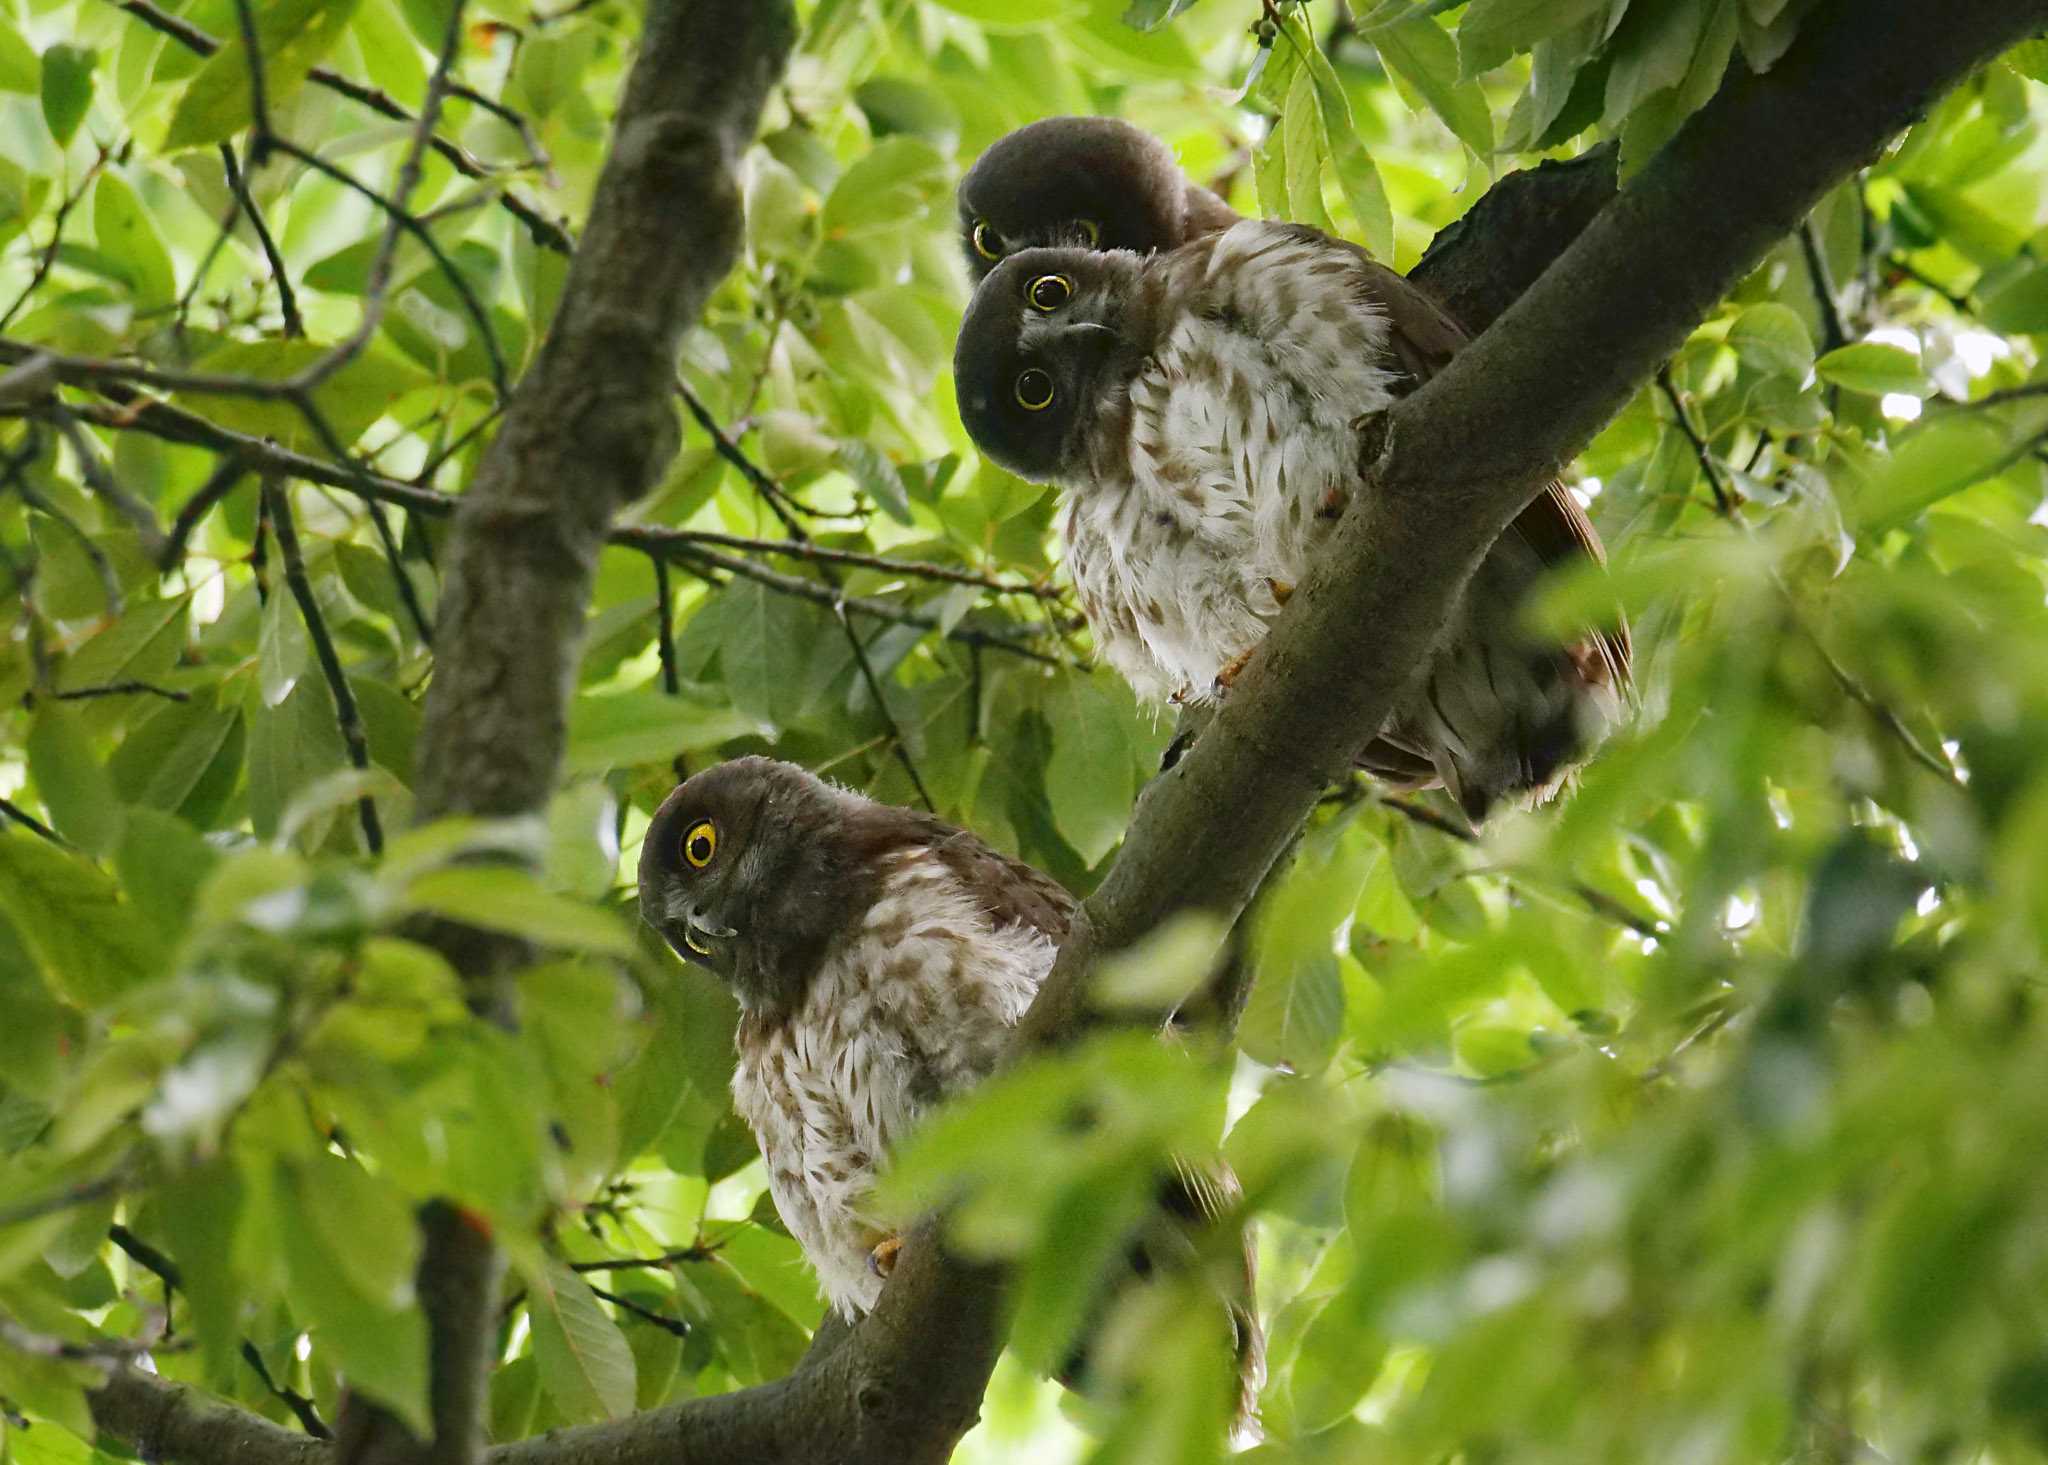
left=1212, top=647, right=1255, bottom=695
left=1267, top=578, right=1294, bottom=607
left=1316, top=486, right=1348, bottom=518
left=867, top=1236, right=904, bottom=1279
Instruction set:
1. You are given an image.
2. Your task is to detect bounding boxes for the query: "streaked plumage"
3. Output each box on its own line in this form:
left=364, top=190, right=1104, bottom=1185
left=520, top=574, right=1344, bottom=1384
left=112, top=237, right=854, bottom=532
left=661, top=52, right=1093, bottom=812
left=953, top=215, right=1629, bottom=819
left=637, top=757, right=1261, bottom=1416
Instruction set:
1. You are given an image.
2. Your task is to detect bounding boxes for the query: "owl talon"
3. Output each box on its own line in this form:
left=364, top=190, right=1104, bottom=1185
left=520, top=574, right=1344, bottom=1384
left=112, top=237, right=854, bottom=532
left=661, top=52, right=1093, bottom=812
left=1213, top=648, right=1255, bottom=695
left=1316, top=486, right=1348, bottom=518
left=867, top=1236, right=904, bottom=1279
left=1267, top=578, right=1294, bottom=607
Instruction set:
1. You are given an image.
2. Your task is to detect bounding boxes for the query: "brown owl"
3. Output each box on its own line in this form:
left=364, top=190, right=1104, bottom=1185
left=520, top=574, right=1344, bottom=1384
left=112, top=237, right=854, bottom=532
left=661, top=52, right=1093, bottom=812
left=637, top=756, right=1262, bottom=1418
left=952, top=213, right=1630, bottom=821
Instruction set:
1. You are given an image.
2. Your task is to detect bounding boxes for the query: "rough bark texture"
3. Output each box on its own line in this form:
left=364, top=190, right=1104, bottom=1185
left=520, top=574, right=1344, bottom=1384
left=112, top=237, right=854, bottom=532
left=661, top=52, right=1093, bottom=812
left=411, top=1, right=794, bottom=822
left=82, top=2, right=2047, bottom=1464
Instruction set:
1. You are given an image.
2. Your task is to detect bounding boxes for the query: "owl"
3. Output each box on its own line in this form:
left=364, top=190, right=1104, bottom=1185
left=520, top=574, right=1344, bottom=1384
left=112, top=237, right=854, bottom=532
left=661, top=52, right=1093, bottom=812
left=952, top=217, right=1630, bottom=820
left=637, top=756, right=1261, bottom=1414
left=957, top=115, right=1239, bottom=281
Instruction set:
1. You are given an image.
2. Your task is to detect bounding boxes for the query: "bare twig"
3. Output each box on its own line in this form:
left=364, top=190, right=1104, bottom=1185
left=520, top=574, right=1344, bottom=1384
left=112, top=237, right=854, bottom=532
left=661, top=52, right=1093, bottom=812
left=0, top=796, right=66, bottom=846
left=1656, top=369, right=1734, bottom=515
left=106, top=0, right=575, bottom=256
left=653, top=556, right=679, bottom=694
left=262, top=480, right=385, bottom=853
left=0, top=152, right=106, bottom=333
left=219, top=143, right=303, bottom=338
left=588, top=1286, right=692, bottom=1338
left=51, top=680, right=190, bottom=702
left=1799, top=219, right=1849, bottom=354
left=623, top=525, right=1063, bottom=599
left=51, top=401, right=167, bottom=562
left=0, top=1167, right=125, bottom=1228
left=162, top=456, right=252, bottom=567
left=240, top=1340, right=333, bottom=1440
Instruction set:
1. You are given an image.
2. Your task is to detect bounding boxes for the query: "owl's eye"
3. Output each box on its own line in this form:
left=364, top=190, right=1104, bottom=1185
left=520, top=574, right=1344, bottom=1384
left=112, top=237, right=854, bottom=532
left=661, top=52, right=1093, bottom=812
left=1075, top=218, right=1102, bottom=246
left=681, top=819, right=717, bottom=869
left=1027, top=274, right=1074, bottom=312
left=1015, top=368, right=1056, bottom=411
left=971, top=220, right=1006, bottom=262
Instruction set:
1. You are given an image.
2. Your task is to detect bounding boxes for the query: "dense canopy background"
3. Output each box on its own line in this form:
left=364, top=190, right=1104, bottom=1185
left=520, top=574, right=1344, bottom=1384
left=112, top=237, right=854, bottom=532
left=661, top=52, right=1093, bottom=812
left=1, top=0, right=2047, bottom=1462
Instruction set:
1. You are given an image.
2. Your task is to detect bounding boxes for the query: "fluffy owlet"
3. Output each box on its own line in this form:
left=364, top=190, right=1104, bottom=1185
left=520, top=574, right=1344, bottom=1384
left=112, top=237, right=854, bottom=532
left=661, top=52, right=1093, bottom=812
left=957, top=115, right=1239, bottom=281
left=952, top=217, right=1630, bottom=820
left=637, top=756, right=1262, bottom=1414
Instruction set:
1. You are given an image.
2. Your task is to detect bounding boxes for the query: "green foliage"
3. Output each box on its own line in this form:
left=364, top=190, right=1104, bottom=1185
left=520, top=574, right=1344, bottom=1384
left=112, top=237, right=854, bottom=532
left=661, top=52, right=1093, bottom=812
left=0, top=1, right=2046, bottom=1463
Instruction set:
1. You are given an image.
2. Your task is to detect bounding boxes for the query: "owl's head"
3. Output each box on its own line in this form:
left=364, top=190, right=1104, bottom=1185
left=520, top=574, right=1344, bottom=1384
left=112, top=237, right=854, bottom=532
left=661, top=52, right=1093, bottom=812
left=953, top=246, right=1145, bottom=485
left=638, top=756, right=869, bottom=1013
left=957, top=116, right=1195, bottom=283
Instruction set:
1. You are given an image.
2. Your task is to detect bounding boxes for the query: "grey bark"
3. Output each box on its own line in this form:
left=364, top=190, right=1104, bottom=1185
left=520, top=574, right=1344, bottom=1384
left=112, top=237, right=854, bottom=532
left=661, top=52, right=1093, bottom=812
left=86, top=1, right=2047, bottom=1463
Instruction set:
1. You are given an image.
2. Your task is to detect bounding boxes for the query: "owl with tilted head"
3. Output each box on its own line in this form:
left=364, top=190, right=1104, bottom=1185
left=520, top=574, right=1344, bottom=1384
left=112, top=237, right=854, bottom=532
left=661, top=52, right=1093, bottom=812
left=952, top=119, right=1630, bottom=821
left=637, top=756, right=1263, bottom=1424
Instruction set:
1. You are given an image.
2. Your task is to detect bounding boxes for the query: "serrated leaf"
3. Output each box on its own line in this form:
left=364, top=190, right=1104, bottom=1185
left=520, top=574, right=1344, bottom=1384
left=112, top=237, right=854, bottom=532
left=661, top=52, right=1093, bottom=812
left=836, top=440, right=913, bottom=525
left=521, top=1255, right=636, bottom=1423
left=1300, top=38, right=1393, bottom=258
left=821, top=137, right=949, bottom=239
left=164, top=0, right=365, bottom=150
left=1375, top=14, right=1493, bottom=156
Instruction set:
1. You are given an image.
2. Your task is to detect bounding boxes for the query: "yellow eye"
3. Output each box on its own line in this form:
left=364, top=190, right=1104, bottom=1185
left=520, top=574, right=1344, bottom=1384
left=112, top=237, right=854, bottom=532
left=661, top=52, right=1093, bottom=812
left=1075, top=218, right=1101, bottom=246
left=682, top=819, right=717, bottom=869
left=1027, top=274, right=1073, bottom=312
left=1015, top=368, right=1055, bottom=411
left=971, top=220, right=1005, bottom=262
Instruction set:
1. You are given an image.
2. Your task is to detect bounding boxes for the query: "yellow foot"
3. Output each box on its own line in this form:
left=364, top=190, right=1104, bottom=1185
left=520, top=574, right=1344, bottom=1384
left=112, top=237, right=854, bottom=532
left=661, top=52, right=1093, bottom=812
left=1213, top=647, right=1256, bottom=695
left=867, top=1235, right=904, bottom=1279
left=1267, top=578, right=1295, bottom=607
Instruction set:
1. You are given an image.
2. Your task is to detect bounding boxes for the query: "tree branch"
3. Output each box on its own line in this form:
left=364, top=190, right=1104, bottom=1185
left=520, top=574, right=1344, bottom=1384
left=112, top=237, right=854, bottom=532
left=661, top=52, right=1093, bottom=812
left=74, top=2, right=2042, bottom=1465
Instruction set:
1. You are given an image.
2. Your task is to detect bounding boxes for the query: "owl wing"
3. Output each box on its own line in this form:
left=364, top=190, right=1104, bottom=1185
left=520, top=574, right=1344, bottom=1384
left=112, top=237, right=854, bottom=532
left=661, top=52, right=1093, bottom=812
left=1303, top=228, right=1633, bottom=695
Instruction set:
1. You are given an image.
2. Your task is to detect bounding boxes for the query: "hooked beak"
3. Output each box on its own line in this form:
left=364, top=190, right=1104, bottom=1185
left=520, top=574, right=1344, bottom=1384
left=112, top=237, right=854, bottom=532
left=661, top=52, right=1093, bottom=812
left=667, top=899, right=736, bottom=970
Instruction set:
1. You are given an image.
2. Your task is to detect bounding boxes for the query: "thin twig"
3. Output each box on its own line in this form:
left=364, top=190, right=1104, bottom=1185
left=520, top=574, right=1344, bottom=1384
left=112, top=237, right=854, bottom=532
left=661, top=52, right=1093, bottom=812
left=161, top=455, right=251, bottom=567
left=239, top=1340, right=333, bottom=1439
left=263, top=480, right=385, bottom=852
left=51, top=680, right=190, bottom=702
left=50, top=401, right=167, bottom=562
left=0, top=152, right=106, bottom=333
left=106, top=0, right=574, bottom=256
left=588, top=1285, right=692, bottom=1338
left=108, top=1225, right=182, bottom=1288
left=0, top=796, right=66, bottom=846
left=1798, top=220, right=1849, bottom=354
left=11, top=472, right=124, bottom=617
left=0, top=1313, right=164, bottom=1362
left=623, top=525, right=1062, bottom=599
left=0, top=1167, right=125, bottom=1228
left=1657, top=369, right=1733, bottom=515
left=653, top=556, right=679, bottom=694
left=219, top=143, right=302, bottom=338
left=566, top=1247, right=716, bottom=1272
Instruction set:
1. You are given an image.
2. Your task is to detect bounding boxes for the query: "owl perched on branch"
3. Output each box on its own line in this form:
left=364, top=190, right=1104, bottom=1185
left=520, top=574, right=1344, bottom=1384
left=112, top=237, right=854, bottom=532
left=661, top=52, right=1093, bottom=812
left=953, top=121, right=1629, bottom=821
left=636, top=756, right=1261, bottom=1417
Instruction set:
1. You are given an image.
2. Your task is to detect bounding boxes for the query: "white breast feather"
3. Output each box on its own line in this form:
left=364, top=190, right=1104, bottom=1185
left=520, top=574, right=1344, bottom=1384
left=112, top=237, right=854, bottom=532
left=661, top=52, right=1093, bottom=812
left=732, top=850, right=1055, bottom=1318
left=1064, top=220, right=1401, bottom=701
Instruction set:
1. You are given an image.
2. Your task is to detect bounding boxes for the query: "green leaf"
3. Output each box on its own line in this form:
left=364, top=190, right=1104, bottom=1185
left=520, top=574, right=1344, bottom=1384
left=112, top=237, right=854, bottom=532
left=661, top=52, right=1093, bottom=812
left=1726, top=302, right=1815, bottom=378
left=26, top=705, right=121, bottom=857
left=520, top=1255, right=637, bottom=1423
left=257, top=575, right=309, bottom=708
left=1120, top=0, right=1202, bottom=29
left=1979, top=263, right=2048, bottom=334
left=90, top=171, right=177, bottom=310
left=1044, top=671, right=1134, bottom=866
left=176, top=339, right=432, bottom=454
left=403, top=866, right=638, bottom=957
left=1375, top=14, right=1494, bottom=156
left=1300, top=38, right=1393, bottom=258
left=0, top=18, right=37, bottom=93
left=1457, top=0, right=1611, bottom=78
left=39, top=45, right=95, bottom=146
left=1814, top=342, right=1929, bottom=397
left=924, top=0, right=1084, bottom=20
left=564, top=687, right=756, bottom=773
left=163, top=0, right=366, bottom=150
left=1603, top=0, right=1708, bottom=128
left=154, top=1160, right=244, bottom=1378
left=836, top=440, right=913, bottom=525
left=0, top=831, right=156, bottom=1006
left=296, top=1153, right=420, bottom=1307
left=821, top=137, right=949, bottom=239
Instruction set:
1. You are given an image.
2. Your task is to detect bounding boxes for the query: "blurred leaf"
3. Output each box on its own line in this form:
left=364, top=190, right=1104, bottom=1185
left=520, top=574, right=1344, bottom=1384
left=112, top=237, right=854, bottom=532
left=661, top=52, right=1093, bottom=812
left=0, top=832, right=155, bottom=1006
left=520, top=1254, right=637, bottom=1423
left=1815, top=342, right=1928, bottom=397
left=39, top=45, right=94, bottom=146
left=1727, top=302, right=1815, bottom=378
left=404, top=866, right=637, bottom=957
left=164, top=0, right=365, bottom=149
